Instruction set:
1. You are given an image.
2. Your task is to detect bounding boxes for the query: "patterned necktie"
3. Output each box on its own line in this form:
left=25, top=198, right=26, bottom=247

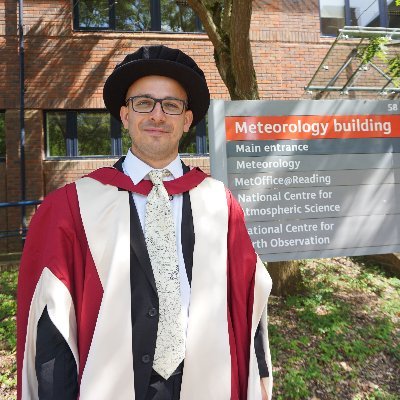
left=145, top=169, right=185, bottom=379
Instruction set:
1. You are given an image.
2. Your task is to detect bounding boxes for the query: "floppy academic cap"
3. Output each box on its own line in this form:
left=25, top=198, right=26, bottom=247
left=103, top=45, right=210, bottom=127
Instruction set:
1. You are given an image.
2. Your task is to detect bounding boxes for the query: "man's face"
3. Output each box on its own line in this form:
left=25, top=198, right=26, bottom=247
left=120, top=75, right=193, bottom=167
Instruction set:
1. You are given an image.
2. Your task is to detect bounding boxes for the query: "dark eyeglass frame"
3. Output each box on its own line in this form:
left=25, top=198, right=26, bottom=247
left=125, top=95, right=188, bottom=115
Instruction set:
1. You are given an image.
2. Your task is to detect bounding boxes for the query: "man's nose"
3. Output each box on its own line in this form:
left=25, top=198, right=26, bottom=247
left=150, top=101, right=166, bottom=121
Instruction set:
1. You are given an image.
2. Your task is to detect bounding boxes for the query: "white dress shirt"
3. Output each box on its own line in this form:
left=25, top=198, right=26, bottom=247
left=122, top=150, right=191, bottom=337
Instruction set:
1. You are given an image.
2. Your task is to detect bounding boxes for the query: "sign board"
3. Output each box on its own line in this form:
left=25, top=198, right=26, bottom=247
left=208, top=99, right=400, bottom=262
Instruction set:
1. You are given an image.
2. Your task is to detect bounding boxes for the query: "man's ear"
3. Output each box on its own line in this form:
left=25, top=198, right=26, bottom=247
left=183, top=110, right=194, bottom=133
left=120, top=106, right=129, bottom=129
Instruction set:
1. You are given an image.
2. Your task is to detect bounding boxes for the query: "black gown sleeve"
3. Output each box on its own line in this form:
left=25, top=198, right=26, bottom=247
left=35, top=306, right=78, bottom=400
left=254, top=324, right=269, bottom=377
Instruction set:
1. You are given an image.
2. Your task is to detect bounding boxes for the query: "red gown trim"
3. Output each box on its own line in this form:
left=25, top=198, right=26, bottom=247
left=86, top=166, right=208, bottom=195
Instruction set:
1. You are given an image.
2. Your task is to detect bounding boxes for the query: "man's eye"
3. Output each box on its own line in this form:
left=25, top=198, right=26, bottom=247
left=163, top=101, right=180, bottom=110
left=135, top=99, right=153, bottom=107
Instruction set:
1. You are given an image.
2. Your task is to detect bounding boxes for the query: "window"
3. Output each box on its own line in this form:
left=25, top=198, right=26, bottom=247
left=387, top=0, right=400, bottom=28
left=45, top=110, right=207, bottom=157
left=46, top=112, right=67, bottom=156
left=0, top=111, right=5, bottom=159
left=320, top=0, right=346, bottom=36
left=73, top=0, right=203, bottom=33
left=46, top=111, right=122, bottom=157
left=320, top=0, right=400, bottom=36
left=179, top=117, right=207, bottom=155
left=348, top=0, right=380, bottom=28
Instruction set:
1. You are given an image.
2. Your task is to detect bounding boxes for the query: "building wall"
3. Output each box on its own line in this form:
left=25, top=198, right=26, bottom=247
left=43, top=156, right=210, bottom=194
left=0, top=161, right=6, bottom=253
left=1, top=0, right=396, bottom=251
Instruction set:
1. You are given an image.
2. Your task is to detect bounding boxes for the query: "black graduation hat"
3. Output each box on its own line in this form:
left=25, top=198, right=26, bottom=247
left=103, top=45, right=210, bottom=127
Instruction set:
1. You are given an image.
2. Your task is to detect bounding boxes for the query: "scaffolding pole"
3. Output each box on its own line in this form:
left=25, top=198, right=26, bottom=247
left=305, top=26, right=400, bottom=95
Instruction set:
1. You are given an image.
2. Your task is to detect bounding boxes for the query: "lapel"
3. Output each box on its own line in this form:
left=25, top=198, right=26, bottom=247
left=181, top=163, right=194, bottom=285
left=128, top=194, right=158, bottom=293
left=114, top=157, right=195, bottom=290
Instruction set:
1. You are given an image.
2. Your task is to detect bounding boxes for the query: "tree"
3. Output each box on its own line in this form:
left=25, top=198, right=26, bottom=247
left=187, top=0, right=302, bottom=295
left=187, top=0, right=258, bottom=100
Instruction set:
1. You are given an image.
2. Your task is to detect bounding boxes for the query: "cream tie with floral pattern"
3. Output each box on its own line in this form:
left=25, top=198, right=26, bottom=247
left=145, top=169, right=185, bottom=379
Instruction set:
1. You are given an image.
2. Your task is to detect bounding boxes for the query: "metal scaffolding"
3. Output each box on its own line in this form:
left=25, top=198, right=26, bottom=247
left=305, top=26, right=400, bottom=95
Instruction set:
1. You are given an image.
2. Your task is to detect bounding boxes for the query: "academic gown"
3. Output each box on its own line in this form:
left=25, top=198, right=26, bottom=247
left=17, top=160, right=273, bottom=400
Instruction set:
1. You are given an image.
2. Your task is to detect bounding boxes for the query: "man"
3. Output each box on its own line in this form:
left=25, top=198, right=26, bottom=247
left=17, top=45, right=272, bottom=400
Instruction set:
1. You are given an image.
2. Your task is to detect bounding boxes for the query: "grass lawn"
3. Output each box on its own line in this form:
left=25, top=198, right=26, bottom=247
left=1, top=257, right=399, bottom=399
left=0, top=269, right=17, bottom=399
left=268, top=257, right=400, bottom=399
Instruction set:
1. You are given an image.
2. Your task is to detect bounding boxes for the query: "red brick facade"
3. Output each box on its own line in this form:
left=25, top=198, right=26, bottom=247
left=0, top=0, right=395, bottom=251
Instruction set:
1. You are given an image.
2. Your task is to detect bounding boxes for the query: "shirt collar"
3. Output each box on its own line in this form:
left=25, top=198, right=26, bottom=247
left=122, top=149, right=183, bottom=185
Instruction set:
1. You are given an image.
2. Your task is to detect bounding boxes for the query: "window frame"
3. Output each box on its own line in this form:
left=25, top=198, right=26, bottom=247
left=45, top=110, right=123, bottom=159
left=44, top=110, right=208, bottom=159
left=73, top=0, right=204, bottom=33
left=319, top=0, right=395, bottom=37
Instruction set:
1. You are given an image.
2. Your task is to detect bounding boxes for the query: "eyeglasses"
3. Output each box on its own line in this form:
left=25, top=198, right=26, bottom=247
left=125, top=95, right=188, bottom=115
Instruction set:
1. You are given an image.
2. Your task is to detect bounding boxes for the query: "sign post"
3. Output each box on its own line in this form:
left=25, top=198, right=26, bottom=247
left=209, top=99, right=400, bottom=262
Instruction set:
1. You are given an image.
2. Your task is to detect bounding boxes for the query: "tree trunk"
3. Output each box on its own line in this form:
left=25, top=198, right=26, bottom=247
left=188, top=0, right=301, bottom=294
left=188, top=0, right=259, bottom=99
left=266, top=260, right=303, bottom=297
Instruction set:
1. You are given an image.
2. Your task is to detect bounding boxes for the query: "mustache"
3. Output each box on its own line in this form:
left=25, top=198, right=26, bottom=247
left=140, top=121, right=173, bottom=132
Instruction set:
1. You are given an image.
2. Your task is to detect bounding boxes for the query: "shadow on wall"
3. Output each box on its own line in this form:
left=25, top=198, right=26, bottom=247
left=21, top=3, right=124, bottom=110
left=43, top=158, right=117, bottom=195
left=1, top=1, right=19, bottom=110
left=0, top=2, right=125, bottom=252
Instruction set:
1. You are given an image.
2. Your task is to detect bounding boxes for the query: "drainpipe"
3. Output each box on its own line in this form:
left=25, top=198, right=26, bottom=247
left=18, top=0, right=27, bottom=240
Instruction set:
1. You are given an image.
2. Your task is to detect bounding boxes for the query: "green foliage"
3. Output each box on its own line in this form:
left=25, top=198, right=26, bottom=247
left=356, top=37, right=400, bottom=87
left=357, top=37, right=389, bottom=64
left=77, top=113, right=111, bottom=156
left=46, top=112, right=112, bottom=157
left=78, top=0, right=110, bottom=28
left=279, top=369, right=309, bottom=400
left=0, top=270, right=18, bottom=351
left=121, top=127, right=131, bottom=154
left=0, top=365, right=17, bottom=392
left=78, top=0, right=200, bottom=32
left=179, top=124, right=197, bottom=154
left=0, top=270, right=17, bottom=398
left=115, top=0, right=151, bottom=31
left=2, top=258, right=399, bottom=398
left=387, top=54, right=400, bottom=87
left=354, top=389, right=399, bottom=400
left=46, top=112, right=66, bottom=157
left=160, top=0, right=200, bottom=33
left=269, top=259, right=400, bottom=398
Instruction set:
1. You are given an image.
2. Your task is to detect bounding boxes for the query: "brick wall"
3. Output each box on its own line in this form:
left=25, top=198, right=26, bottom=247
left=251, top=0, right=332, bottom=99
left=5, top=109, right=20, bottom=242
left=0, top=161, right=6, bottom=253
left=18, top=0, right=227, bottom=109
left=1, top=0, right=396, bottom=245
left=4, top=110, right=21, bottom=252
left=44, top=156, right=210, bottom=195
left=44, top=158, right=117, bottom=194
left=0, top=1, right=18, bottom=110
left=1, top=108, right=44, bottom=252
left=1, top=0, right=337, bottom=112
